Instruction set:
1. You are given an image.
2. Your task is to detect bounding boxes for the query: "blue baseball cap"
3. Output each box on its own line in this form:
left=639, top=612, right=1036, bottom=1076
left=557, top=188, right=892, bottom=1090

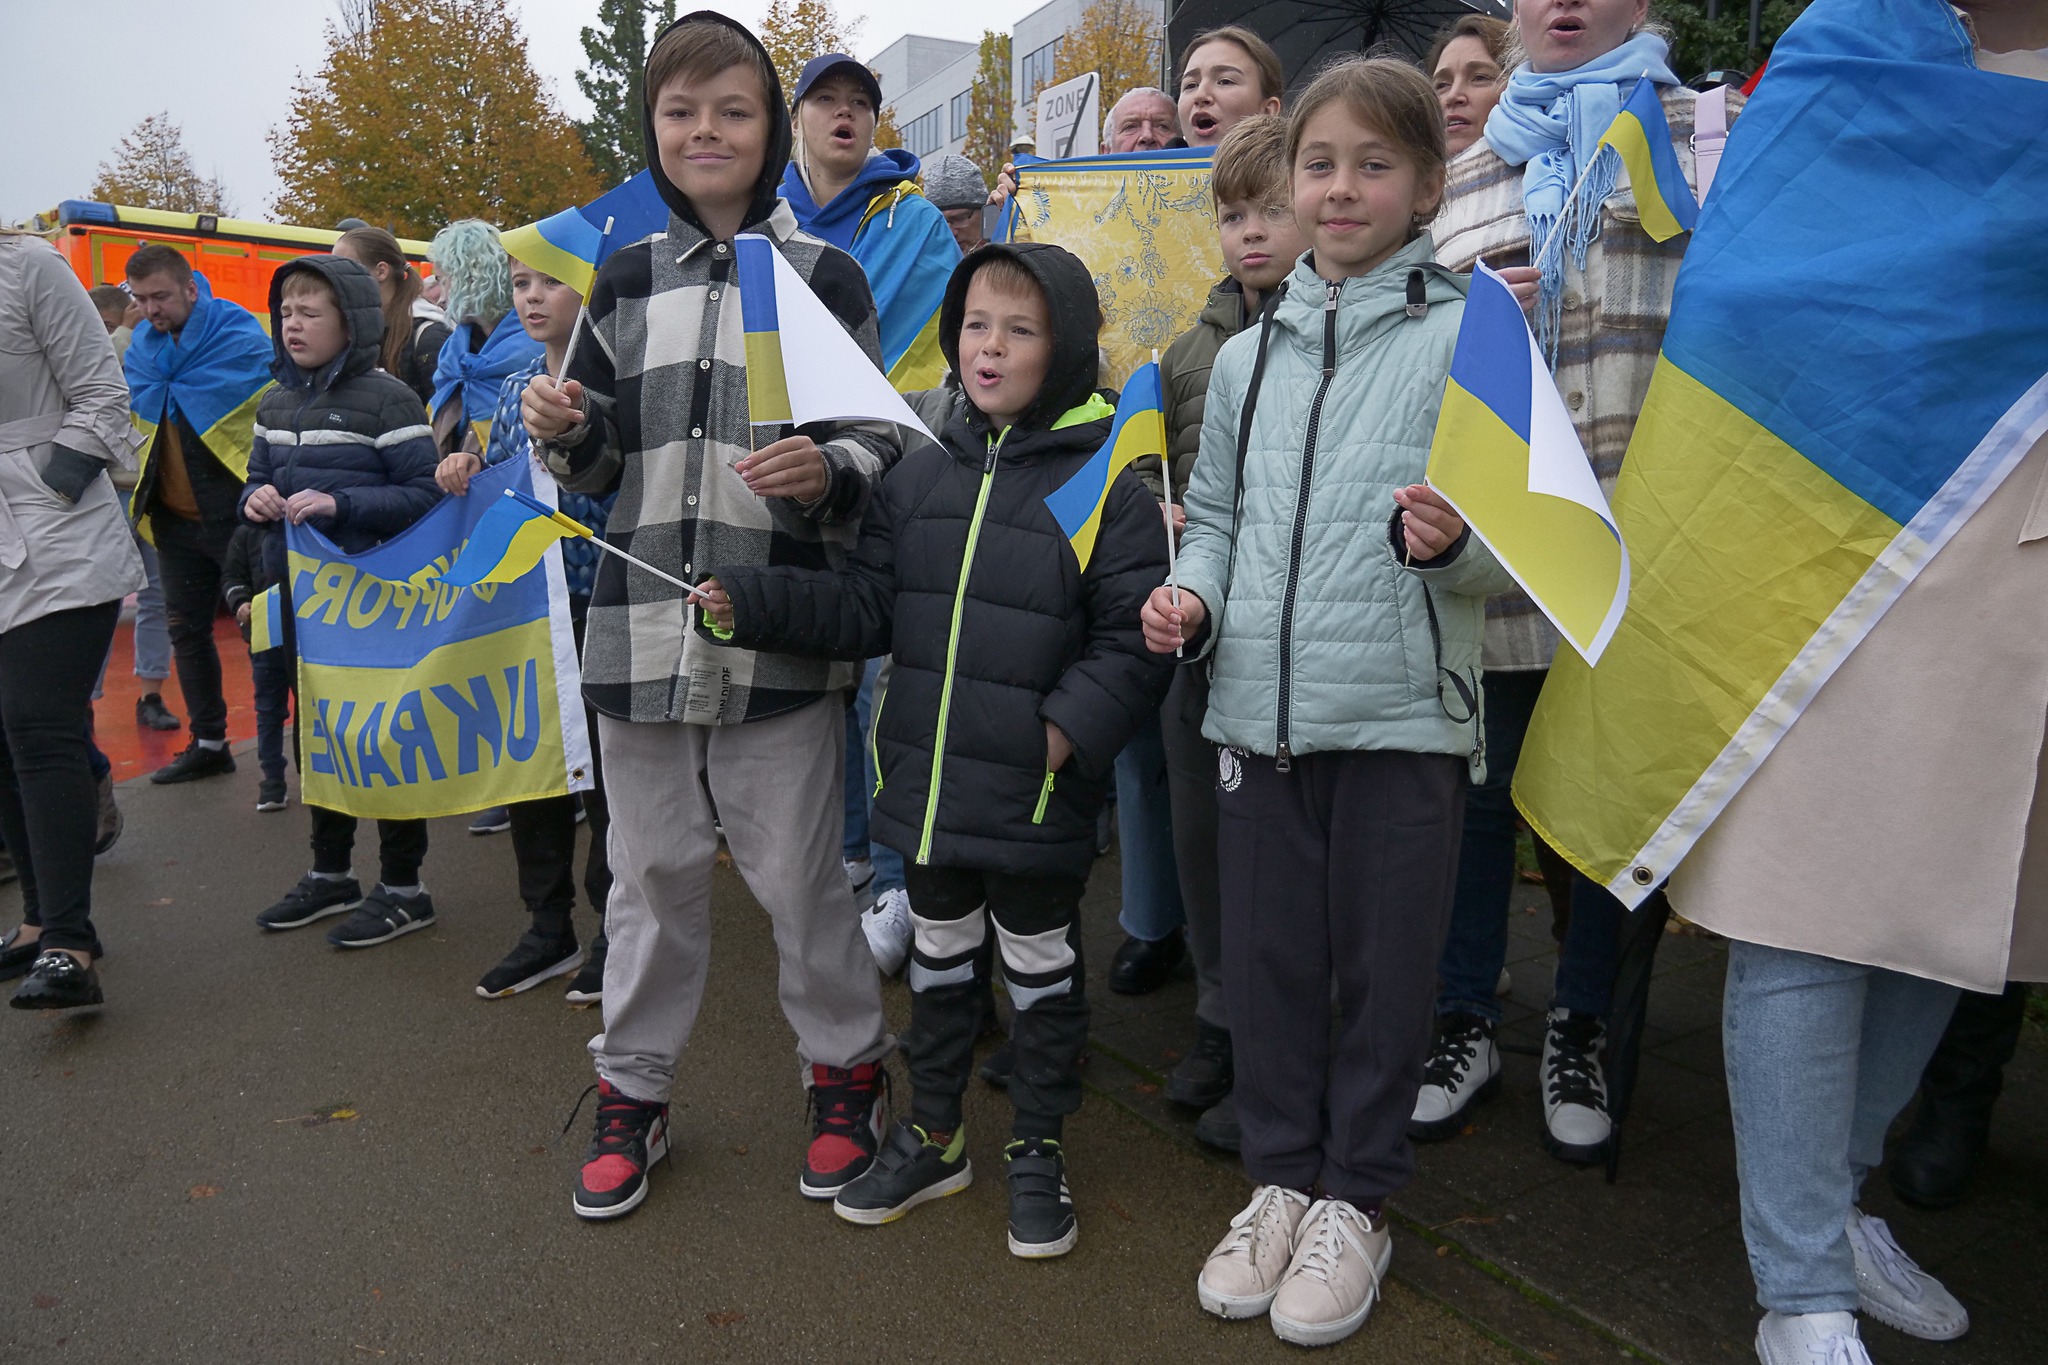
left=791, top=53, right=883, bottom=110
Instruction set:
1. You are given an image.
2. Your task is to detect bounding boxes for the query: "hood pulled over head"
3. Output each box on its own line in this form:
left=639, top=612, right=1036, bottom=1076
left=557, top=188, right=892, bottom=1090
left=641, top=11, right=793, bottom=236
left=938, top=242, right=1102, bottom=432
left=267, top=254, right=383, bottom=386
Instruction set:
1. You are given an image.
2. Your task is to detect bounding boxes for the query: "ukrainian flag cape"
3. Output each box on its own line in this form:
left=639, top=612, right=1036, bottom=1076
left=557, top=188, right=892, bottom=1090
left=431, top=312, right=544, bottom=453
left=855, top=185, right=956, bottom=393
left=123, top=271, right=272, bottom=491
left=1045, top=365, right=1164, bottom=572
left=499, top=171, right=669, bottom=299
left=1515, top=0, right=2048, bottom=908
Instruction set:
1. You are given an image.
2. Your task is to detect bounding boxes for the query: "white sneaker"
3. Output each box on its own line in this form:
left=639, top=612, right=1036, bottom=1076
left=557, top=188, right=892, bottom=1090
left=1496, top=966, right=1513, bottom=996
left=1540, top=1007, right=1613, bottom=1162
left=1197, top=1184, right=1311, bottom=1319
left=1268, top=1198, right=1390, bottom=1347
left=1409, top=1014, right=1502, bottom=1141
left=1847, top=1209, right=1969, bottom=1341
left=862, top=887, right=912, bottom=977
left=843, top=857, right=875, bottom=903
left=1754, top=1310, right=1872, bottom=1364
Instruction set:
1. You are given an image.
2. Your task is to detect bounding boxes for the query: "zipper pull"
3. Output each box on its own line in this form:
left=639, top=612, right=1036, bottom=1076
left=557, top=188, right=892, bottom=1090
left=1322, top=280, right=1340, bottom=378
left=1275, top=742, right=1293, bottom=774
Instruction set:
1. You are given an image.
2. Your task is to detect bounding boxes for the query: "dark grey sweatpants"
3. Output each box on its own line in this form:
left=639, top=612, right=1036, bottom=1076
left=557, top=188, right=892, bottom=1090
left=1215, top=745, right=1465, bottom=1205
left=1161, top=664, right=1227, bottom=1030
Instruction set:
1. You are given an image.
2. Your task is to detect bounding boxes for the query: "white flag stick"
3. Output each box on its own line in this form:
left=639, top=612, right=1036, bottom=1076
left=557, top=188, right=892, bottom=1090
left=1531, top=72, right=1649, bottom=269
left=587, top=537, right=713, bottom=603
left=1152, top=347, right=1184, bottom=660
left=555, top=215, right=615, bottom=382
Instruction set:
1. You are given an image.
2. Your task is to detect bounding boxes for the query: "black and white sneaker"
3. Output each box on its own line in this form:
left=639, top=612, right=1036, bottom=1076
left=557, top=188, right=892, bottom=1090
left=1409, top=1013, right=1502, bottom=1142
left=1004, top=1137, right=1076, bottom=1258
left=1540, top=1007, right=1613, bottom=1163
left=833, top=1121, right=974, bottom=1225
left=326, top=887, right=436, bottom=948
left=257, top=874, right=363, bottom=931
left=565, top=932, right=607, bottom=1003
left=476, top=931, right=583, bottom=998
left=255, top=778, right=289, bottom=812
left=468, top=806, right=511, bottom=835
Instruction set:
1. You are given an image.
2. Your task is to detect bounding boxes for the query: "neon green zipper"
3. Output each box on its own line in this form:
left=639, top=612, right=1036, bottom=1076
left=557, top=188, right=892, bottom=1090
left=1031, top=770, right=1056, bottom=825
left=869, top=686, right=887, bottom=798
left=917, top=429, right=1006, bottom=864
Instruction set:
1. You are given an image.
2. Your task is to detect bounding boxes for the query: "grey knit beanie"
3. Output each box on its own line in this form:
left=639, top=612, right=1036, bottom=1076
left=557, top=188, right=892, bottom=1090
left=922, top=154, right=988, bottom=210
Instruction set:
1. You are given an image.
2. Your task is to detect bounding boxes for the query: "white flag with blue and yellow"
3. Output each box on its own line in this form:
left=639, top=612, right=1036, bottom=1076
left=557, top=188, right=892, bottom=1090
left=1515, top=0, right=2048, bottom=907
left=1045, top=362, right=1167, bottom=572
left=1427, top=261, right=1628, bottom=665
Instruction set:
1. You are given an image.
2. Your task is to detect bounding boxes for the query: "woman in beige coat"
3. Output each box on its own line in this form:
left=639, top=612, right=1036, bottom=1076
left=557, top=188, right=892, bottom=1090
left=0, top=231, right=146, bottom=1010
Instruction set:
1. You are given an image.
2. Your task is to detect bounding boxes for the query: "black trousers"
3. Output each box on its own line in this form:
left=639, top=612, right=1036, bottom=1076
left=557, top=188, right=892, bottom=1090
left=903, top=863, right=1088, bottom=1137
left=1216, top=746, right=1465, bottom=1205
left=0, top=601, right=121, bottom=953
left=506, top=606, right=611, bottom=931
left=150, top=513, right=236, bottom=743
left=309, top=805, right=428, bottom=888
left=1160, top=663, right=1226, bottom=1030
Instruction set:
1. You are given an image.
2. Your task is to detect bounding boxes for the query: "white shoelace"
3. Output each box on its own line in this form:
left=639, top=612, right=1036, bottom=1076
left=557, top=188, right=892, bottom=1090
left=1289, top=1200, right=1379, bottom=1289
left=1215, top=1184, right=1306, bottom=1260
left=1852, top=1213, right=1926, bottom=1303
left=1808, top=1332, right=1871, bottom=1365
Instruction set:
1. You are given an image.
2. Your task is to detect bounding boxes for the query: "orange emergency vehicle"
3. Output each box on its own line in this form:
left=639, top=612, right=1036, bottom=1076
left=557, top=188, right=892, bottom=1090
left=45, top=200, right=432, bottom=325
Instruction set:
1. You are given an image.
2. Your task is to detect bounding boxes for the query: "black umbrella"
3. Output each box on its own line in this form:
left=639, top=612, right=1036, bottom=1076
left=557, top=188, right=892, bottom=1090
left=1168, top=0, right=1511, bottom=93
left=1601, top=885, right=1673, bottom=1183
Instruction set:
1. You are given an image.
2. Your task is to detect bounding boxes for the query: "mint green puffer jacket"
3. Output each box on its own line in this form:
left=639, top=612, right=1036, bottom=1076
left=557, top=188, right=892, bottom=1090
left=1173, top=234, right=1513, bottom=771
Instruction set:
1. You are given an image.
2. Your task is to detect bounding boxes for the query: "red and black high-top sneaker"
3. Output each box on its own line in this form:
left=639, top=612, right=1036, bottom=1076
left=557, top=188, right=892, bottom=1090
left=572, top=1078, right=670, bottom=1221
left=800, top=1062, right=887, bottom=1199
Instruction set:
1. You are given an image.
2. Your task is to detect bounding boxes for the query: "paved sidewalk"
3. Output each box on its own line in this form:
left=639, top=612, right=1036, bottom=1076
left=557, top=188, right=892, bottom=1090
left=0, top=764, right=1515, bottom=1365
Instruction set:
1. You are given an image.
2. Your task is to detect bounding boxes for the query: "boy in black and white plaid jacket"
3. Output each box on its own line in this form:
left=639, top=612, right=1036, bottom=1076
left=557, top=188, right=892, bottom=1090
left=524, top=11, right=901, bottom=1223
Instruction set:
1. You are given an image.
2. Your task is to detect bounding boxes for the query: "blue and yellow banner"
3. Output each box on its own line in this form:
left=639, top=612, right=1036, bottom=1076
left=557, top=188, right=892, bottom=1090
left=1515, top=0, right=2048, bottom=906
left=736, top=235, right=792, bottom=426
left=1000, top=148, right=1219, bottom=387
left=1045, top=366, right=1165, bottom=572
left=1594, top=79, right=1697, bottom=242
left=500, top=170, right=670, bottom=300
left=285, top=456, right=593, bottom=820
left=249, top=585, right=284, bottom=654
left=124, top=271, right=273, bottom=522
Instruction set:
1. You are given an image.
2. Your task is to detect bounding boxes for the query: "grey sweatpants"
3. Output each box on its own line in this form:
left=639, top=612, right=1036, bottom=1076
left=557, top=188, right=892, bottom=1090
left=590, top=697, right=890, bottom=1103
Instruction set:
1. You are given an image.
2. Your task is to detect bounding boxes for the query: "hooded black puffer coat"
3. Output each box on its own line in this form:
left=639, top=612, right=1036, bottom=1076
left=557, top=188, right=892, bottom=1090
left=711, top=242, right=1174, bottom=879
left=238, top=255, right=441, bottom=570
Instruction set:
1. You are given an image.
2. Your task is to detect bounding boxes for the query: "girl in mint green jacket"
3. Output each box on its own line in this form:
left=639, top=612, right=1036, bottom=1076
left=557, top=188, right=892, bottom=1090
left=1141, top=58, right=1511, bottom=1349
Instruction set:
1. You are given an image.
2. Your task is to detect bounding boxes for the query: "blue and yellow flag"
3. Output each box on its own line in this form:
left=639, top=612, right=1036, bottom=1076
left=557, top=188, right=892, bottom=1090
left=499, top=171, right=670, bottom=300
left=1515, top=0, right=2048, bottom=907
left=123, top=271, right=273, bottom=526
left=1428, top=263, right=1628, bottom=664
left=1594, top=79, right=1697, bottom=242
left=853, top=186, right=957, bottom=392
left=735, top=235, right=792, bottom=426
left=1045, top=363, right=1166, bottom=572
left=248, top=585, right=284, bottom=654
left=441, top=489, right=593, bottom=589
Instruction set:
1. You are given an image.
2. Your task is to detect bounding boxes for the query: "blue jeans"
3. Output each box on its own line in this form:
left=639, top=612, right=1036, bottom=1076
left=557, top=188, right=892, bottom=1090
left=1436, top=669, right=1622, bottom=1022
left=843, top=658, right=905, bottom=893
left=1114, top=710, right=1185, bottom=941
left=131, top=532, right=171, bottom=684
left=251, top=645, right=291, bottom=782
left=1723, top=940, right=1959, bottom=1314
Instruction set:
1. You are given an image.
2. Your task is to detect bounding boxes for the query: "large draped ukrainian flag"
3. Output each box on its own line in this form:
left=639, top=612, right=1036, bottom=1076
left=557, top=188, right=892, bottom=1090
left=1514, top=0, right=2048, bottom=907
left=854, top=182, right=955, bottom=393
left=123, top=271, right=273, bottom=530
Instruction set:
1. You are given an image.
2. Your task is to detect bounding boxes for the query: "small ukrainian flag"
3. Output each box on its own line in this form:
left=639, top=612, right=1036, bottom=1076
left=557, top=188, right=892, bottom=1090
left=1596, top=80, right=1698, bottom=242
left=249, top=585, right=284, bottom=654
left=1044, top=362, right=1167, bottom=572
left=440, top=489, right=592, bottom=589
left=735, top=235, right=792, bottom=427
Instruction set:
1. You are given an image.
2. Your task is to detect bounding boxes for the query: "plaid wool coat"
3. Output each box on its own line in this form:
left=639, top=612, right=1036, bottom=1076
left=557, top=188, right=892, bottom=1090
left=542, top=200, right=897, bottom=725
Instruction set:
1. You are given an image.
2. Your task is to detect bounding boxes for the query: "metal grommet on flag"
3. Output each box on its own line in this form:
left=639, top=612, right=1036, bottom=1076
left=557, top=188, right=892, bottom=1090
left=1631, top=866, right=1655, bottom=887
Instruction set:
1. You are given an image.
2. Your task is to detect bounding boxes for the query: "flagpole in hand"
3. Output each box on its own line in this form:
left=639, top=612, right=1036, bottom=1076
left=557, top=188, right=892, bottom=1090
left=500, top=488, right=712, bottom=602
left=555, top=215, right=615, bottom=382
left=1152, top=348, right=1184, bottom=659
left=1532, top=71, right=1651, bottom=270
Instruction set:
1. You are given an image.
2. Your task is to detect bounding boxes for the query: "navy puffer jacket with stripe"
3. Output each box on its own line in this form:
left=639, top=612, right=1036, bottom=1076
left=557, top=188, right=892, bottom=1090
left=238, top=254, right=441, bottom=570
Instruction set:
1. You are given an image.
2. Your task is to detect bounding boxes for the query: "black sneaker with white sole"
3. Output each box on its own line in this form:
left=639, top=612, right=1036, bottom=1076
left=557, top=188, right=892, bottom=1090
left=565, top=932, right=607, bottom=1003
left=256, top=778, right=289, bottom=812
left=1004, top=1137, right=1076, bottom=1258
left=1409, top=1013, right=1502, bottom=1142
left=1540, top=1007, right=1613, bottom=1163
left=257, top=874, right=363, bottom=931
left=325, top=887, right=436, bottom=948
left=476, top=930, right=583, bottom=998
left=833, top=1121, right=973, bottom=1225
left=149, top=740, right=235, bottom=785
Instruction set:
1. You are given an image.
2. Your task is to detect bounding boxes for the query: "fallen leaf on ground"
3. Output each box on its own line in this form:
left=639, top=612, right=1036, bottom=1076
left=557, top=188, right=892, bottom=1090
left=1436, top=1245, right=1451, bottom=1257
left=731, top=1145, right=748, bottom=1156
left=149, top=897, right=174, bottom=907
left=1106, top=1199, right=1133, bottom=1223
left=529, top=1146, right=546, bottom=1155
left=353, top=1347, right=386, bottom=1357
left=1133, top=1082, right=1159, bottom=1095
left=32, top=1295, right=60, bottom=1309
left=705, top=1311, right=745, bottom=1327
left=370, top=1287, right=383, bottom=1301
left=187, top=1185, right=221, bottom=1200
left=1161, top=1050, right=1182, bottom=1063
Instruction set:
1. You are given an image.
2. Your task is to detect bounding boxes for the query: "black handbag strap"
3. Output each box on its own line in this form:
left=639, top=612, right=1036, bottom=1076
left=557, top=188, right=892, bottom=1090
left=1219, top=285, right=1286, bottom=617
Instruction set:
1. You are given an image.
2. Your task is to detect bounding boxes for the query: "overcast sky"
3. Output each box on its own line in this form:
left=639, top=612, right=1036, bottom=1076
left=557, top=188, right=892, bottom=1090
left=2, top=0, right=1042, bottom=225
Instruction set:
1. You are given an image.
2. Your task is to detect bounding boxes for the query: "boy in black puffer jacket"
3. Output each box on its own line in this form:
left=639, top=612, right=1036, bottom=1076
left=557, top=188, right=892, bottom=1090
left=701, top=242, right=1173, bottom=1259
left=238, top=255, right=442, bottom=949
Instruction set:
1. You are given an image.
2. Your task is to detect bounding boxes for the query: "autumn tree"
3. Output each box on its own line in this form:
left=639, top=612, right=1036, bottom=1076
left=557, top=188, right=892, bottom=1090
left=575, top=0, right=679, bottom=184
left=1051, top=0, right=1165, bottom=113
left=89, top=113, right=235, bottom=215
left=758, top=0, right=862, bottom=101
left=269, top=0, right=602, bottom=237
left=873, top=105, right=903, bottom=152
left=963, top=31, right=1013, bottom=185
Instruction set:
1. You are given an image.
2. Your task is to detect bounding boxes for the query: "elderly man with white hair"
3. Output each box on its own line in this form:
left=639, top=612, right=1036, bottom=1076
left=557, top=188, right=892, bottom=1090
left=1105, top=86, right=1180, bottom=151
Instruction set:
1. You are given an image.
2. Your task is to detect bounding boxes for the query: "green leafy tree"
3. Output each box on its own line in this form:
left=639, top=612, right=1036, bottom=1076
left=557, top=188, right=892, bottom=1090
left=964, top=31, right=1013, bottom=186
left=1654, top=0, right=1814, bottom=80
left=89, top=113, right=235, bottom=215
left=575, top=0, right=679, bottom=184
left=269, top=0, right=601, bottom=236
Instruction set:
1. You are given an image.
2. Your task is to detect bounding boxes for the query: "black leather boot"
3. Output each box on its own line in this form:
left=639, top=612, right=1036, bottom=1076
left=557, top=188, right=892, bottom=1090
left=1888, top=982, right=2027, bottom=1209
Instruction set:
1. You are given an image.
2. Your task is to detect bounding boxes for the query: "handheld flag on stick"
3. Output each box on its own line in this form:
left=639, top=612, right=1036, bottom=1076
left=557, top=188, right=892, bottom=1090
left=733, top=235, right=936, bottom=441
left=499, top=171, right=669, bottom=299
left=1045, top=361, right=1168, bottom=573
left=1426, top=262, right=1629, bottom=665
left=553, top=216, right=613, bottom=383
left=248, top=585, right=284, bottom=654
left=442, top=489, right=710, bottom=600
left=1594, top=78, right=1698, bottom=243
